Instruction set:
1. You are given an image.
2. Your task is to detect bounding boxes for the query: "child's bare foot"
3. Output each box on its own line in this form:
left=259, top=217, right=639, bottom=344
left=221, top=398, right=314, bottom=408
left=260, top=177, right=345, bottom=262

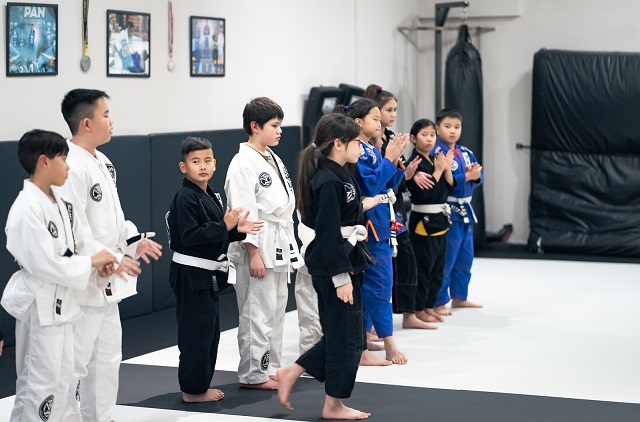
left=182, top=388, right=225, bottom=402
left=359, top=349, right=392, bottom=366
left=435, top=305, right=453, bottom=316
left=383, top=337, right=408, bottom=365
left=240, top=379, right=279, bottom=390
left=425, top=308, right=446, bottom=321
left=452, top=299, right=483, bottom=308
left=403, top=312, right=437, bottom=329
left=367, top=340, right=385, bottom=351
left=323, top=395, right=371, bottom=420
left=277, top=365, right=304, bottom=411
left=366, top=330, right=382, bottom=343
left=269, top=374, right=279, bottom=382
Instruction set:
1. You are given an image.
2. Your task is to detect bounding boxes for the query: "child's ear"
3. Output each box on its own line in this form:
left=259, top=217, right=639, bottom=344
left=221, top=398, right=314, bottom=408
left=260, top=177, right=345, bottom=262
left=410, top=135, right=417, bottom=144
left=250, top=121, right=261, bottom=134
left=178, top=161, right=187, bottom=174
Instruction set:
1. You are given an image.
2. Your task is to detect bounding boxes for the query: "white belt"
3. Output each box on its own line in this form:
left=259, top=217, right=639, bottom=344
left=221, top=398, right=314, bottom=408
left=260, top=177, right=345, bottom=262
left=340, top=225, right=367, bottom=246
left=411, top=203, right=451, bottom=215
left=258, top=212, right=303, bottom=270
left=379, top=189, right=399, bottom=257
left=447, top=196, right=472, bottom=204
left=172, top=252, right=230, bottom=272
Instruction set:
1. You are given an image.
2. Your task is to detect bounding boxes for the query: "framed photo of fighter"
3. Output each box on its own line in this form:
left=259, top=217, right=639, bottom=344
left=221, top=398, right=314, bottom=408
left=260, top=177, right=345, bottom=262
left=106, top=10, right=150, bottom=77
left=190, top=16, right=225, bottom=77
left=5, top=3, right=58, bottom=76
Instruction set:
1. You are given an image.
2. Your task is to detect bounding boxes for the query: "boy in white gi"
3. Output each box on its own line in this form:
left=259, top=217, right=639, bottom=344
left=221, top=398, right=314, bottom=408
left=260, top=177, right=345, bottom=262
left=59, top=89, right=163, bottom=422
left=1, top=129, right=118, bottom=422
left=225, top=97, right=302, bottom=389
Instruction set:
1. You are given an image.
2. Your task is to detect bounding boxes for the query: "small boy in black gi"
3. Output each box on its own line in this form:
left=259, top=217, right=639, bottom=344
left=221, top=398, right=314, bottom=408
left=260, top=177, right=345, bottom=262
left=166, top=136, right=263, bottom=402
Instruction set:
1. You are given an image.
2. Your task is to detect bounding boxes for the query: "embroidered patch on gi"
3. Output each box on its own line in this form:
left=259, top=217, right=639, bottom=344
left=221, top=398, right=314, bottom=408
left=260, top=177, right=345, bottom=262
left=47, top=221, right=58, bottom=238
left=90, top=183, right=103, bottom=202
left=275, top=248, right=283, bottom=261
left=62, top=199, right=74, bottom=228
left=451, top=160, right=459, bottom=171
left=105, top=163, right=117, bottom=185
left=462, top=152, right=472, bottom=166
left=39, top=395, right=53, bottom=421
left=259, top=172, right=272, bottom=188
left=75, top=381, right=81, bottom=401
left=214, top=192, right=223, bottom=208
left=261, top=351, right=270, bottom=371
left=344, top=183, right=356, bottom=203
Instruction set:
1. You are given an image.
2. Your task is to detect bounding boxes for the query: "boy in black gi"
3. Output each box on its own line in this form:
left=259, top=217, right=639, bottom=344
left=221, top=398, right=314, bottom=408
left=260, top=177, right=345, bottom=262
left=278, top=114, right=372, bottom=420
left=406, top=119, right=456, bottom=323
left=166, top=136, right=263, bottom=402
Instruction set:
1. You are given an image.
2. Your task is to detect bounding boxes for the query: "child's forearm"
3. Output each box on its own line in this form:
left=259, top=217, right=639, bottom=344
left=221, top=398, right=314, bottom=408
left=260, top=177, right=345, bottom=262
left=444, top=169, right=454, bottom=186
left=432, top=169, right=443, bottom=182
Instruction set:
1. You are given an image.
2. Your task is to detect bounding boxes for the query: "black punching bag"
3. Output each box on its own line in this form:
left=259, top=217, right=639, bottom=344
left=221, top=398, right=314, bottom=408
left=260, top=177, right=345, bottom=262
left=445, top=24, right=485, bottom=249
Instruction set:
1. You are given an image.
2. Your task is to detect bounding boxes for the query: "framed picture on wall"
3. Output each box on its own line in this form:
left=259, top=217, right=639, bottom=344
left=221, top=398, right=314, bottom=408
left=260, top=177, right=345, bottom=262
left=107, top=10, right=150, bottom=77
left=5, top=3, right=58, bottom=76
left=190, top=16, right=225, bottom=77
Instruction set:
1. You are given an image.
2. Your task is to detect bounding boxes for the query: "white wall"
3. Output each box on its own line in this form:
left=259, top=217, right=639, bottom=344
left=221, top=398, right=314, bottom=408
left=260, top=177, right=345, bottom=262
left=0, top=0, right=418, bottom=140
left=414, top=0, right=640, bottom=243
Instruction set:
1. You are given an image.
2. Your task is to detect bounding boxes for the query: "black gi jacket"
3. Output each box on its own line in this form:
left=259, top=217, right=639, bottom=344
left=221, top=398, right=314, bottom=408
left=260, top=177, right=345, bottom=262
left=406, top=151, right=456, bottom=233
left=167, top=178, right=245, bottom=291
left=302, top=158, right=370, bottom=278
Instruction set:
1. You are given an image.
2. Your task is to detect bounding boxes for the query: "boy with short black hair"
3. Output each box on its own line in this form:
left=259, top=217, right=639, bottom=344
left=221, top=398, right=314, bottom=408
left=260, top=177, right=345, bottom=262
left=1, top=129, right=117, bottom=422
left=432, top=108, right=484, bottom=315
left=167, top=136, right=263, bottom=402
left=59, top=88, right=162, bottom=422
left=225, top=97, right=302, bottom=389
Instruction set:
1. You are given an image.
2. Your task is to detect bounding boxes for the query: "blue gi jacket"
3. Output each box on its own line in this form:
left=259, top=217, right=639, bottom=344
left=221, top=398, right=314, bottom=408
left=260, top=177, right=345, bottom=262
left=432, top=138, right=483, bottom=223
left=355, top=140, right=406, bottom=241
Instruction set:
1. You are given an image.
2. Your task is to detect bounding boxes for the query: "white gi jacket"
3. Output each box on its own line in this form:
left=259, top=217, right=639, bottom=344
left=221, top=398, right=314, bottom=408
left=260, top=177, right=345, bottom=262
left=1, top=181, right=93, bottom=325
left=60, top=140, right=140, bottom=305
left=225, top=143, right=302, bottom=272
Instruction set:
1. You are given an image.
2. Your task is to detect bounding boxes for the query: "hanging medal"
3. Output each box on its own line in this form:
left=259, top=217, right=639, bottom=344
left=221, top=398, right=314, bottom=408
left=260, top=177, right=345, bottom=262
left=167, top=1, right=175, bottom=71
left=80, top=0, right=91, bottom=71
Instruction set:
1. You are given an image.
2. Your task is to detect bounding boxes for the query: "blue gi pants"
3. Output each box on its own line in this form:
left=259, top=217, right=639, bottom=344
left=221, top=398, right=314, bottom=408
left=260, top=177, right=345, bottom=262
left=436, top=220, right=474, bottom=307
left=362, top=239, right=394, bottom=338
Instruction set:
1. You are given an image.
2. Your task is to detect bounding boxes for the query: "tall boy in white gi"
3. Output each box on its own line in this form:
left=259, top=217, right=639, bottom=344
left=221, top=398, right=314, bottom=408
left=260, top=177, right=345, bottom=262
left=225, top=97, right=302, bottom=389
left=59, top=89, right=162, bottom=422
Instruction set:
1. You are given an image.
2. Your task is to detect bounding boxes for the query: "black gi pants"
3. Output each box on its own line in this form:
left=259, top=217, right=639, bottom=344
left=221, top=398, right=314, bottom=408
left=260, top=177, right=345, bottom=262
left=410, top=232, right=446, bottom=310
left=391, top=230, right=418, bottom=313
left=172, top=264, right=221, bottom=395
left=296, top=273, right=364, bottom=399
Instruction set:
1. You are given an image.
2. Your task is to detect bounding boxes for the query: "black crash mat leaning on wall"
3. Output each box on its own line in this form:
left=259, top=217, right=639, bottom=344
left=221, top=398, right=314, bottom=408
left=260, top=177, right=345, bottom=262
left=528, top=49, right=640, bottom=257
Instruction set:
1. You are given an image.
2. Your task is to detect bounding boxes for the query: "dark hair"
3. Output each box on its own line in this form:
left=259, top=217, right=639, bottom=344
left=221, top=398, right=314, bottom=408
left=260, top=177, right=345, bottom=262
left=18, top=129, right=68, bottom=176
left=410, top=118, right=437, bottom=138
left=436, top=108, right=463, bottom=125
left=61, top=89, right=110, bottom=135
left=242, top=97, right=284, bottom=136
left=296, top=113, right=360, bottom=217
left=334, top=98, right=378, bottom=120
left=181, top=136, right=212, bottom=161
left=363, top=84, right=396, bottom=109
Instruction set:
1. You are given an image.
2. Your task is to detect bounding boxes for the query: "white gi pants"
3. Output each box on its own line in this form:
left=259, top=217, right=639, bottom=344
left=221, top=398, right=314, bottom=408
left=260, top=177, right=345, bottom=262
left=234, top=266, right=288, bottom=384
left=11, top=304, right=74, bottom=422
left=63, top=303, right=122, bottom=422
left=294, top=268, right=322, bottom=355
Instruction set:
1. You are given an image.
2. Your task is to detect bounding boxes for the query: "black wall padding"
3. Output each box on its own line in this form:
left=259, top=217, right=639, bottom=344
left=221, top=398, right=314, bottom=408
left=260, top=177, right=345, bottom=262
left=0, top=141, right=24, bottom=346
left=528, top=49, right=640, bottom=257
left=445, top=24, right=486, bottom=248
left=148, top=127, right=302, bottom=312
left=100, top=135, right=154, bottom=319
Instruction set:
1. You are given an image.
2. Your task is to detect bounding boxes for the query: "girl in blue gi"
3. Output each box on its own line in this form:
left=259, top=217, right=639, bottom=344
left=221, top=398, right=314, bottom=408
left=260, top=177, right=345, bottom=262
left=336, top=99, right=409, bottom=365
left=432, top=108, right=484, bottom=315
left=277, top=113, right=371, bottom=420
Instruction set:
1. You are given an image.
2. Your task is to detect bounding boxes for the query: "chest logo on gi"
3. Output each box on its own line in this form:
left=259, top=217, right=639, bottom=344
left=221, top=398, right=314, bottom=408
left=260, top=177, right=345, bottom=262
left=214, top=192, right=223, bottom=208
left=62, top=199, right=74, bottom=228
left=47, top=221, right=59, bottom=238
left=39, top=394, right=54, bottom=421
left=105, top=163, right=117, bottom=185
left=261, top=350, right=270, bottom=371
left=344, top=183, right=356, bottom=203
left=259, top=172, right=272, bottom=188
left=90, top=183, right=103, bottom=202
left=451, top=160, right=459, bottom=171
